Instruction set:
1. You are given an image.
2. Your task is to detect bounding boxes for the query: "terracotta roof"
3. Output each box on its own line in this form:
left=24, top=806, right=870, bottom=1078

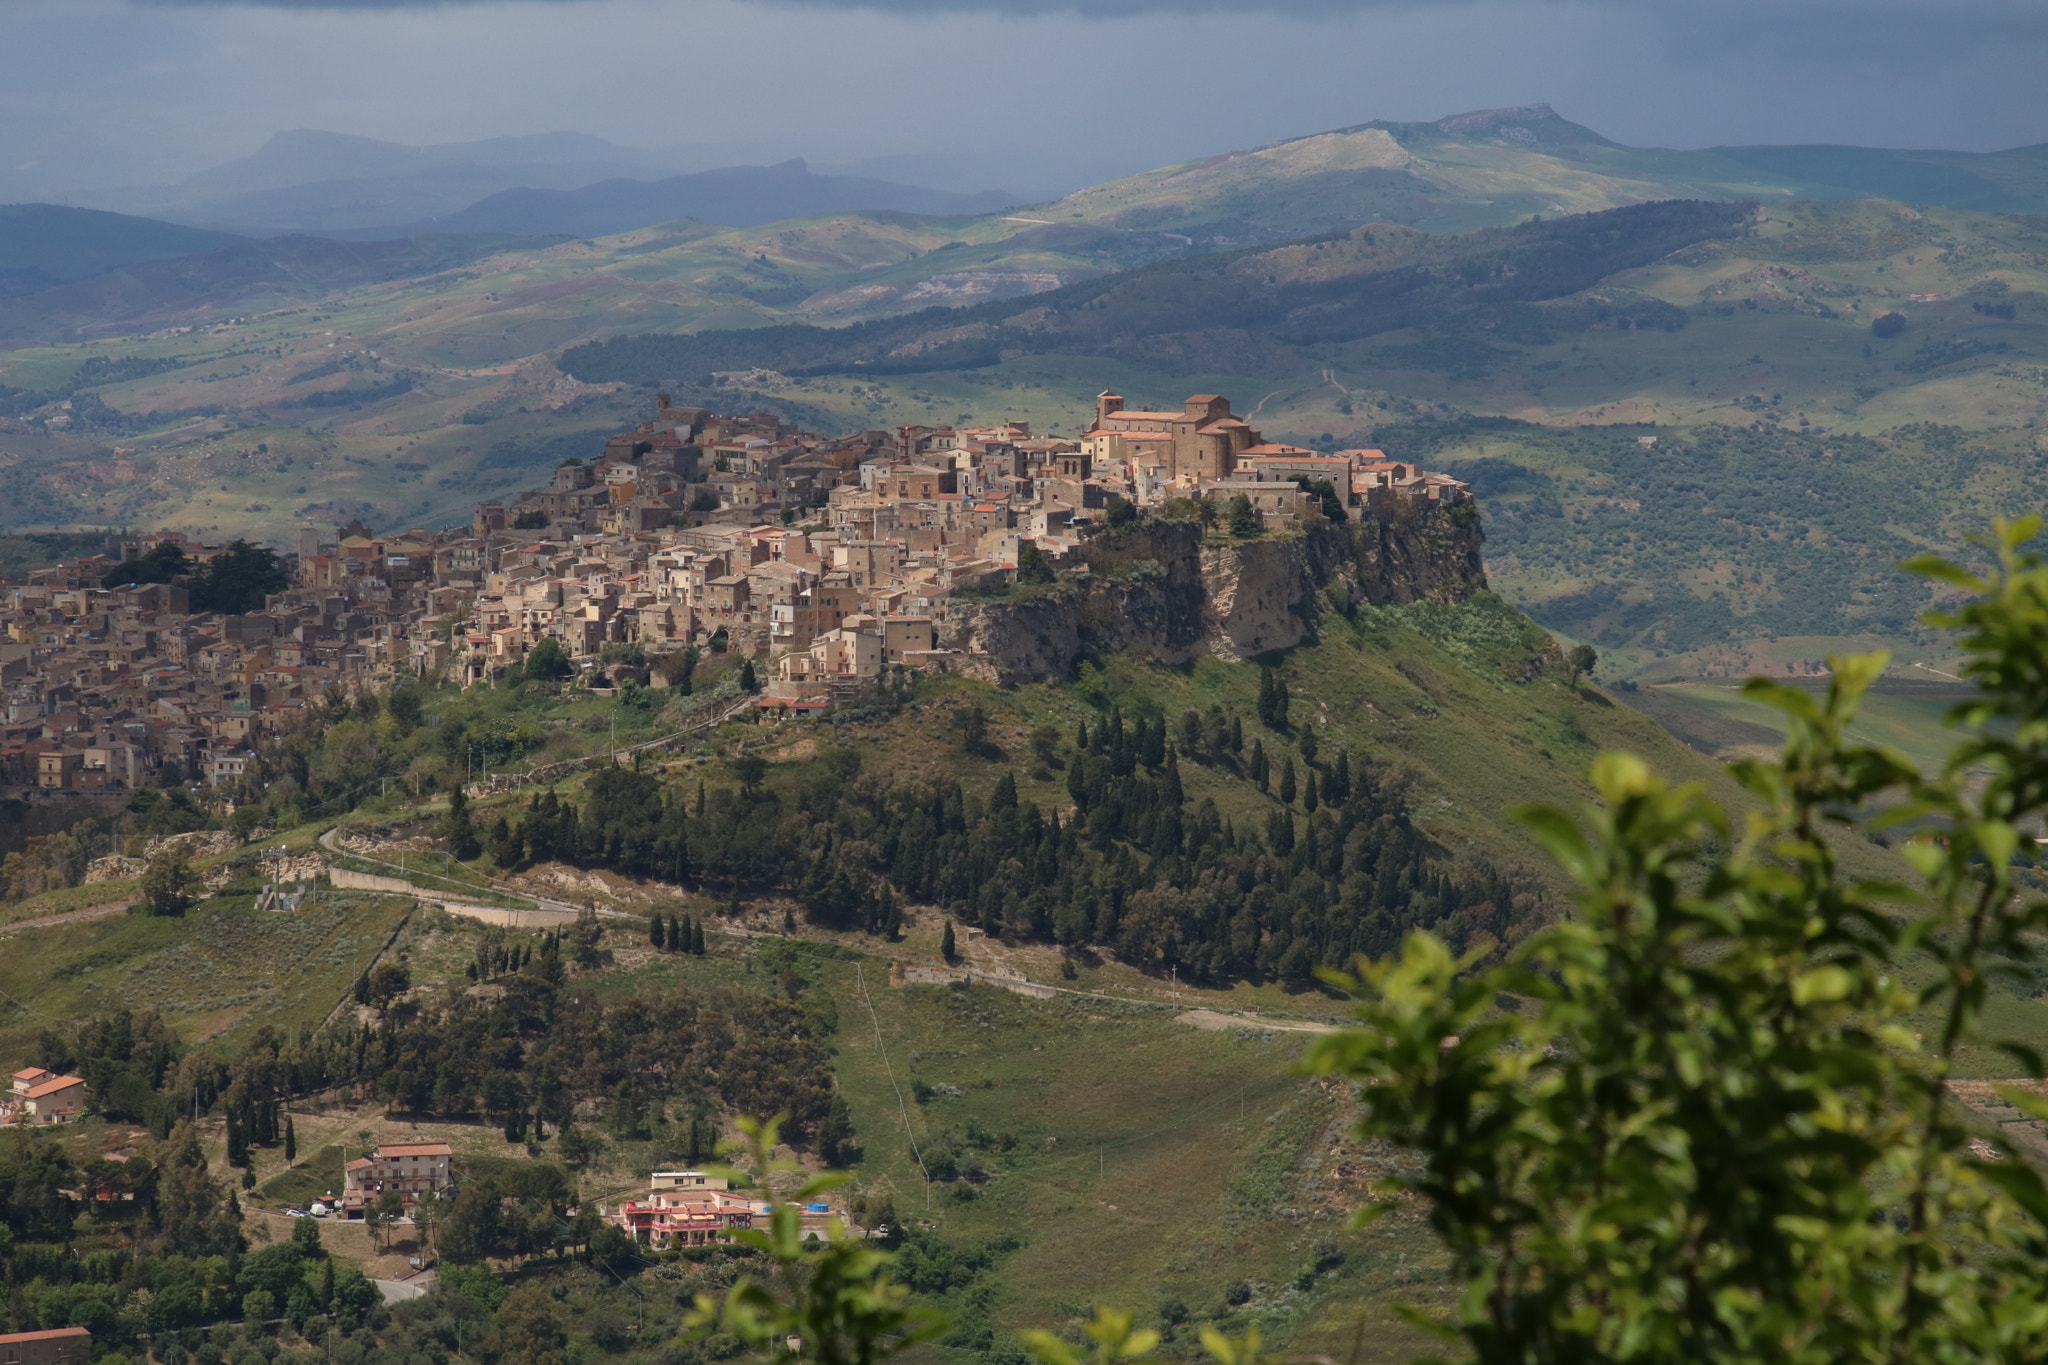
left=0, top=1328, right=91, bottom=1344
left=376, top=1142, right=453, bottom=1157
left=23, top=1076, right=83, bottom=1099
left=12, top=1068, right=49, bottom=1081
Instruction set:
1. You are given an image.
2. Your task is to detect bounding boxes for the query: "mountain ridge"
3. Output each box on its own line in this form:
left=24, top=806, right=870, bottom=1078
left=325, top=158, right=1021, bottom=240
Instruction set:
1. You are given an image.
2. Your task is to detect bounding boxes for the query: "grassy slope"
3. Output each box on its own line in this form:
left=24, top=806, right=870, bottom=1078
left=0, top=886, right=410, bottom=1061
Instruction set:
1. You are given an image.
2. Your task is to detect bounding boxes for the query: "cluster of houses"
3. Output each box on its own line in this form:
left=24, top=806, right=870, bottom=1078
left=0, top=389, right=1468, bottom=779
left=3, top=1068, right=86, bottom=1126
left=603, top=1169, right=839, bottom=1247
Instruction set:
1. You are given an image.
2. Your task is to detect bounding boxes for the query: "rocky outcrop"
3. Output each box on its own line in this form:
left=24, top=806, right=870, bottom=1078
left=936, top=500, right=1486, bottom=685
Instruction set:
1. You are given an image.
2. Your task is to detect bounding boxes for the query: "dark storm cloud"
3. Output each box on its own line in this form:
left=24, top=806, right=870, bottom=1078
left=123, top=0, right=2048, bottom=71
left=126, top=0, right=2046, bottom=22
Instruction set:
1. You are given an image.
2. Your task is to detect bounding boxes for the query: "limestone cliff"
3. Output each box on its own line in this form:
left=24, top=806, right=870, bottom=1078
left=937, top=500, right=1486, bottom=685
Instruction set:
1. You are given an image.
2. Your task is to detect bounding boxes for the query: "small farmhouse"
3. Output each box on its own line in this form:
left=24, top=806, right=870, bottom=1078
left=340, top=1141, right=455, bottom=1218
left=7, top=1068, right=86, bottom=1126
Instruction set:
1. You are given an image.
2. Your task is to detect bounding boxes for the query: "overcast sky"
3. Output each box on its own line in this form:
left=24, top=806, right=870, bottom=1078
left=4, top=0, right=2046, bottom=201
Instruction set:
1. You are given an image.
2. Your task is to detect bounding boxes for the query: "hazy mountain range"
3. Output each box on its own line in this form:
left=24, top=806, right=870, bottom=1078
left=64, top=129, right=1050, bottom=237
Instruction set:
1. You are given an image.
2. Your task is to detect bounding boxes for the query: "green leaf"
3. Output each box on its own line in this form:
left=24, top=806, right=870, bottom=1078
left=1995, top=1085, right=2048, bottom=1122
left=1511, top=805, right=1594, bottom=880
left=1975, top=1159, right=2048, bottom=1226
left=1901, top=554, right=1984, bottom=589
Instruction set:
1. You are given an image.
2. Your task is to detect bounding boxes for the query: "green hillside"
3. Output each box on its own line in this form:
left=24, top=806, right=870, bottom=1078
left=1036, top=104, right=2048, bottom=241
left=0, top=204, right=246, bottom=298
left=0, top=551, right=1986, bottom=1362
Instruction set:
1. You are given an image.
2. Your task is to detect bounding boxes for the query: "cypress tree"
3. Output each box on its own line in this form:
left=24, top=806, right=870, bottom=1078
left=1304, top=769, right=1319, bottom=813
left=1280, top=757, right=1297, bottom=805
left=667, top=913, right=682, bottom=952
left=693, top=918, right=707, bottom=955
left=942, top=920, right=957, bottom=962
left=1140, top=715, right=1165, bottom=768
left=1331, top=750, right=1352, bottom=804
left=284, top=1115, right=297, bottom=1162
left=649, top=913, right=666, bottom=949
left=443, top=785, right=480, bottom=860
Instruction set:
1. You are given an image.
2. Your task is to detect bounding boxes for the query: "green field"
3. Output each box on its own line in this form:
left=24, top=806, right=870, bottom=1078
left=0, top=886, right=409, bottom=1058
left=826, top=969, right=1442, bottom=1360
left=1624, top=673, right=1981, bottom=774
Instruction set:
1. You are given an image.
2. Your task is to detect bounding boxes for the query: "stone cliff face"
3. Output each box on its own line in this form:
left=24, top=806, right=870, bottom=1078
left=937, top=500, right=1487, bottom=685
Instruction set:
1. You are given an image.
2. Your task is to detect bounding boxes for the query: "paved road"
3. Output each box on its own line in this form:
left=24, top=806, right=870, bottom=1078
left=374, top=1268, right=436, bottom=1303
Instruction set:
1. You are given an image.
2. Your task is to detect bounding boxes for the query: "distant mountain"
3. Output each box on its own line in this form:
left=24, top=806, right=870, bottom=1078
left=334, top=159, right=1020, bottom=239
left=100, top=129, right=682, bottom=234
left=1039, top=103, right=2048, bottom=245
left=0, top=206, right=247, bottom=298
left=170, top=129, right=646, bottom=197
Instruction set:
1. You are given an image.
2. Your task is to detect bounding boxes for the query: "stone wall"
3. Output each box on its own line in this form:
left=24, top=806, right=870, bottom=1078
left=328, top=866, right=420, bottom=896
left=936, top=501, right=1486, bottom=685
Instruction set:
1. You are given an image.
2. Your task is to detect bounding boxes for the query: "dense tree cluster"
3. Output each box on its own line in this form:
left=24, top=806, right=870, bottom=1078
left=483, top=709, right=1531, bottom=986
left=0, top=1120, right=276, bottom=1342
left=171, top=927, right=846, bottom=1160
left=101, top=541, right=289, bottom=616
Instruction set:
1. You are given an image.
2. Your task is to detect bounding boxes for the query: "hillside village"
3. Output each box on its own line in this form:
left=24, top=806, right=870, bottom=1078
left=0, top=390, right=1468, bottom=793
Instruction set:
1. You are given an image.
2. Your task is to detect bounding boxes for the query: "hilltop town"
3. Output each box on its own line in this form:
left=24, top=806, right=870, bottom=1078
left=0, top=390, right=1469, bottom=794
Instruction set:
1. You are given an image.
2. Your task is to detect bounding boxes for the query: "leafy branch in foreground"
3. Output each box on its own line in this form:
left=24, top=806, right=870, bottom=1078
left=1302, top=515, right=2048, bottom=1364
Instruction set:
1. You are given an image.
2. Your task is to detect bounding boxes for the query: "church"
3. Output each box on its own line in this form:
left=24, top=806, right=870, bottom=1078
left=1081, top=391, right=1268, bottom=483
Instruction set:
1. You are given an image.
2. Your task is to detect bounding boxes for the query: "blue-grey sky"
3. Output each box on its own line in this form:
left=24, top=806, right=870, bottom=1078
left=4, top=0, right=2045, bottom=202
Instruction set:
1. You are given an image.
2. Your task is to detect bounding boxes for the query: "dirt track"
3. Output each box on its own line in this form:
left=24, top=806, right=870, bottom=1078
left=0, top=902, right=131, bottom=936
